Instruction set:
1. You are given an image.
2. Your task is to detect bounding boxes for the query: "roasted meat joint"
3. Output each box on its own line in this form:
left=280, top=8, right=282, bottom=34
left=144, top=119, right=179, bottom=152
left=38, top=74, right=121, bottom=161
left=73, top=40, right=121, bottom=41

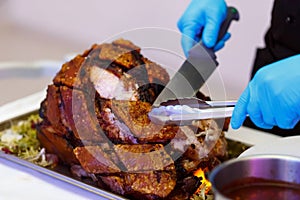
left=37, top=39, right=228, bottom=199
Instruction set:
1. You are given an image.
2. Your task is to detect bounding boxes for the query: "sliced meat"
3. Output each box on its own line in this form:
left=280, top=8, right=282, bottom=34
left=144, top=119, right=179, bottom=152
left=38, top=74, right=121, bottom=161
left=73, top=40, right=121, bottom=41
left=123, top=65, right=149, bottom=91
left=112, top=38, right=141, bottom=53
left=137, top=83, right=165, bottom=104
left=111, top=100, right=178, bottom=143
left=59, top=86, right=105, bottom=143
left=37, top=124, right=78, bottom=164
left=96, top=105, right=138, bottom=144
left=53, top=55, right=85, bottom=88
left=89, top=66, right=138, bottom=100
left=100, top=171, right=177, bottom=200
left=100, top=175, right=126, bottom=196
left=114, top=144, right=174, bottom=172
left=169, top=121, right=222, bottom=162
left=99, top=43, right=140, bottom=69
left=166, top=176, right=201, bottom=200
left=169, top=123, right=226, bottom=174
left=143, top=57, right=170, bottom=86
left=74, top=146, right=122, bottom=174
left=208, top=131, right=228, bottom=159
left=124, top=171, right=177, bottom=199
left=42, top=85, right=68, bottom=136
left=192, top=119, right=223, bottom=157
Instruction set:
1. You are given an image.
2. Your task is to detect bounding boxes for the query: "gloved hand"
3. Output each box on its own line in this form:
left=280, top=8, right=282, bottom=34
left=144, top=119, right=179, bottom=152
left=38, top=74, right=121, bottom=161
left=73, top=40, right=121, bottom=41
left=231, top=54, right=300, bottom=130
left=177, top=0, right=229, bottom=56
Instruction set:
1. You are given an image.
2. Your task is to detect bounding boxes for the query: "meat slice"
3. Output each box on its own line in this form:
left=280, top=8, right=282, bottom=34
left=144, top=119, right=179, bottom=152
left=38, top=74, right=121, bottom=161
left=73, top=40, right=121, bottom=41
left=124, top=171, right=177, bottom=199
left=99, top=43, right=140, bottom=69
left=89, top=66, right=138, bottom=100
left=100, top=171, right=177, bottom=200
left=74, top=146, right=122, bottom=174
left=74, top=144, right=175, bottom=175
left=59, top=86, right=105, bottom=143
left=42, top=85, right=68, bottom=136
left=111, top=100, right=178, bottom=143
left=89, top=63, right=150, bottom=102
left=96, top=104, right=138, bottom=144
left=168, top=120, right=223, bottom=162
left=161, top=124, right=224, bottom=174
left=53, top=55, right=85, bottom=89
left=112, top=38, right=141, bottom=53
left=37, top=124, right=78, bottom=164
left=143, top=57, right=170, bottom=86
left=114, top=144, right=174, bottom=172
left=100, top=175, right=126, bottom=195
left=208, top=131, right=228, bottom=158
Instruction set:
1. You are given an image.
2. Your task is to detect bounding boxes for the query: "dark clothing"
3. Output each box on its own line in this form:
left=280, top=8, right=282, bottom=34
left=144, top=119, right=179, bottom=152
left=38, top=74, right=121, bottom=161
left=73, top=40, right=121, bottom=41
left=251, top=0, right=300, bottom=77
left=244, top=0, right=300, bottom=136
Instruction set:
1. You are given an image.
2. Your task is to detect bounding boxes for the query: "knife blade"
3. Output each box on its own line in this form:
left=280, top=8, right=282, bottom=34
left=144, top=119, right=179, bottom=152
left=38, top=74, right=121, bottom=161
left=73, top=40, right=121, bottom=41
left=153, top=6, right=239, bottom=107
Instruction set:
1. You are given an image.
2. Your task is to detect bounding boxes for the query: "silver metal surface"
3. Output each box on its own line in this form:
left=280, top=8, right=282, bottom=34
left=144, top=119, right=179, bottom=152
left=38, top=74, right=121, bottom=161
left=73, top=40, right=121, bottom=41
left=206, top=100, right=237, bottom=107
left=209, top=155, right=300, bottom=200
left=149, top=100, right=236, bottom=125
left=149, top=106, right=234, bottom=125
left=0, top=151, right=126, bottom=200
left=153, top=43, right=217, bottom=106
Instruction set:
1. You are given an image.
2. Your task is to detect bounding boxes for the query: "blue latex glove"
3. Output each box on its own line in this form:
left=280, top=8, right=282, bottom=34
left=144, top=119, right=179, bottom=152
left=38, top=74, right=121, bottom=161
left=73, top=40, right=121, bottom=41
left=177, top=0, right=229, bottom=56
left=231, top=55, right=300, bottom=130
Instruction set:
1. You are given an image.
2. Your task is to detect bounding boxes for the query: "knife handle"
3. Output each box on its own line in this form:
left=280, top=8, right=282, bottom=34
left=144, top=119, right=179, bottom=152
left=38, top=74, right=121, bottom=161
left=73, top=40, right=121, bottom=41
left=217, top=6, right=240, bottom=44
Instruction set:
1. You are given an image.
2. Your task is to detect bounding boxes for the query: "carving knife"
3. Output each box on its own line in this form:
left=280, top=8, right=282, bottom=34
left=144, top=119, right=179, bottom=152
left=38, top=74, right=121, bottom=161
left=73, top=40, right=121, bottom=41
left=153, top=7, right=239, bottom=107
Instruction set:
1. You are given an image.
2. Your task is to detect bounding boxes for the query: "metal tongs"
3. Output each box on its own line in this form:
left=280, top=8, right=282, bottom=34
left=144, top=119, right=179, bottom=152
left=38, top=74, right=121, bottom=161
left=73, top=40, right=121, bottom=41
left=148, top=98, right=236, bottom=125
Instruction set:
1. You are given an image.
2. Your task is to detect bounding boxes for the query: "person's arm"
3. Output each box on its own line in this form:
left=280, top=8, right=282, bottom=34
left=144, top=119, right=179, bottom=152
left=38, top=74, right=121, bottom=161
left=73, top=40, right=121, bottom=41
left=177, top=0, right=229, bottom=56
left=231, top=54, right=300, bottom=130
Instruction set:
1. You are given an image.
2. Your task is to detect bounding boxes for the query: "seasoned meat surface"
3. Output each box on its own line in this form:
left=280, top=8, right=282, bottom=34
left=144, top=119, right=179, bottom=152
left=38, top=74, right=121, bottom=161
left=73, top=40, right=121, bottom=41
left=114, top=144, right=175, bottom=172
left=111, top=100, right=178, bottom=143
left=74, top=146, right=121, bottom=174
left=37, top=39, right=228, bottom=200
left=100, top=171, right=177, bottom=199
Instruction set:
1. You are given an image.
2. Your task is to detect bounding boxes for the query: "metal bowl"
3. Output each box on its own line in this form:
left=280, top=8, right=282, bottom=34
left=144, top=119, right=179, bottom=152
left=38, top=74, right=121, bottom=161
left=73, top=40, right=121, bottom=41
left=209, top=155, right=300, bottom=200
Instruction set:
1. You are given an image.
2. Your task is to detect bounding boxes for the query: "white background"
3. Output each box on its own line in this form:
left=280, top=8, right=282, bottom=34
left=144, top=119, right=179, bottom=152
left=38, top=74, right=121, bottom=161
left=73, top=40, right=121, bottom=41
left=0, top=0, right=273, bottom=103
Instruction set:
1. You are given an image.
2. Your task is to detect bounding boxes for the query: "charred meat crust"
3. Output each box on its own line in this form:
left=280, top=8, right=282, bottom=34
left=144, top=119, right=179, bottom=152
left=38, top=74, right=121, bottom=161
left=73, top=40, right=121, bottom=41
left=100, top=171, right=177, bottom=199
left=74, top=146, right=122, bottom=174
left=37, top=39, right=228, bottom=200
left=37, top=124, right=78, bottom=164
left=111, top=100, right=178, bottom=143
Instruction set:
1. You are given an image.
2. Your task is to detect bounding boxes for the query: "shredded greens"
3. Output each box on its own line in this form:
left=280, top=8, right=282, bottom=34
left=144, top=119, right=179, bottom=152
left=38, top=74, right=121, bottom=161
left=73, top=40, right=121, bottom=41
left=0, top=114, right=52, bottom=167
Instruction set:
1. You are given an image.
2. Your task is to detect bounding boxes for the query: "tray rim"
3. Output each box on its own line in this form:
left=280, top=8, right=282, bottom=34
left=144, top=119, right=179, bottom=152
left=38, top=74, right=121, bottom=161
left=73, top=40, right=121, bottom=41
left=0, top=150, right=127, bottom=200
